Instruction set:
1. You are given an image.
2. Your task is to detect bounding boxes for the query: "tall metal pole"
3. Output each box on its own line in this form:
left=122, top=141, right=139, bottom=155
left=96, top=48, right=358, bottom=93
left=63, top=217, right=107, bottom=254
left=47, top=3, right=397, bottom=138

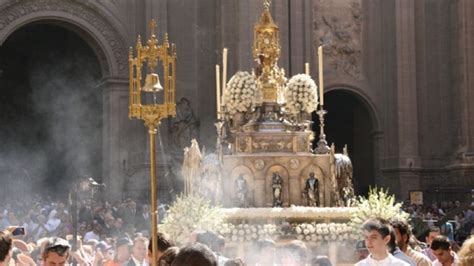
left=149, top=126, right=158, bottom=266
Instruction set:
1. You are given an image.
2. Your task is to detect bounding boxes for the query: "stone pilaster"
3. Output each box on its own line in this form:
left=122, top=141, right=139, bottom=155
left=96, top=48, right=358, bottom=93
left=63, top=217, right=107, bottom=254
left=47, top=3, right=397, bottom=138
left=448, top=0, right=474, bottom=186
left=384, top=0, right=421, bottom=199
left=100, top=77, right=144, bottom=200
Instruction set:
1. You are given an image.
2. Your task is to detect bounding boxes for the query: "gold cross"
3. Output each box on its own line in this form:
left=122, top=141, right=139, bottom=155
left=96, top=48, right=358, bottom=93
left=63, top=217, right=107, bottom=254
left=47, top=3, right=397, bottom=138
left=149, top=19, right=157, bottom=35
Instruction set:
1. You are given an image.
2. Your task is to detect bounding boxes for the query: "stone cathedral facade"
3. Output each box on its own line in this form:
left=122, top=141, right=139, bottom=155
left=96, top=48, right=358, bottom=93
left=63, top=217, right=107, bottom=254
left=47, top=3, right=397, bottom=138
left=0, top=0, right=473, bottom=202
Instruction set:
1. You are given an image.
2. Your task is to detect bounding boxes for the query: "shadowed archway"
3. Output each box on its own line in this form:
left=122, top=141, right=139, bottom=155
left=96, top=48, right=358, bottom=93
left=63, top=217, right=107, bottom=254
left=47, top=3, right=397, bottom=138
left=0, top=23, right=103, bottom=198
left=314, top=89, right=378, bottom=195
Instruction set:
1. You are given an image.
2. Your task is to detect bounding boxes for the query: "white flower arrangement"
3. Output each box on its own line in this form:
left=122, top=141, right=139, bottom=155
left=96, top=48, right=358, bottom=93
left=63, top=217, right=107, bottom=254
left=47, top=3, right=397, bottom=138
left=350, top=187, right=409, bottom=234
left=294, top=222, right=359, bottom=243
left=160, top=194, right=224, bottom=245
left=217, top=223, right=280, bottom=243
left=223, top=71, right=261, bottom=115
left=284, top=74, right=318, bottom=115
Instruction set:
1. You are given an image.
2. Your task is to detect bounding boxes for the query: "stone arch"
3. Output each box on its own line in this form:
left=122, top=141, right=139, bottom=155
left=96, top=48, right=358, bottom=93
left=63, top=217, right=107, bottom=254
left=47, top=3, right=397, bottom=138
left=325, top=85, right=381, bottom=133
left=265, top=164, right=290, bottom=207
left=321, top=86, right=380, bottom=195
left=0, top=0, right=128, bottom=77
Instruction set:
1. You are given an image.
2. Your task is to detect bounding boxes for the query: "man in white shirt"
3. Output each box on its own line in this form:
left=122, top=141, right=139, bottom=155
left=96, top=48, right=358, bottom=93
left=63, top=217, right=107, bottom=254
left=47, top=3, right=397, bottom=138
left=430, top=236, right=459, bottom=266
left=355, top=218, right=410, bottom=266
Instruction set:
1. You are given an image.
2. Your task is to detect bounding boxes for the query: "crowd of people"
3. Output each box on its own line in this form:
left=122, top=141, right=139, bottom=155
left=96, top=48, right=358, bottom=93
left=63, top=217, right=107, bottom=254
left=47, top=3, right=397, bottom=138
left=0, top=195, right=473, bottom=265
left=402, top=201, right=474, bottom=244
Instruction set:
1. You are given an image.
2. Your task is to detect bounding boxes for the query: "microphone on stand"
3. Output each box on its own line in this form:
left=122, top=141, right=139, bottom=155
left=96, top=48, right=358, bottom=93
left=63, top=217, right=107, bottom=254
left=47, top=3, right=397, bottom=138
left=88, top=177, right=106, bottom=188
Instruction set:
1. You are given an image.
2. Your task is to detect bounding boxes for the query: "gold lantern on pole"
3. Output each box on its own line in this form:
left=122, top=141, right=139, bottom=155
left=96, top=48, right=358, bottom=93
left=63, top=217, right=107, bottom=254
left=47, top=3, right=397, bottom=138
left=128, top=20, right=176, bottom=266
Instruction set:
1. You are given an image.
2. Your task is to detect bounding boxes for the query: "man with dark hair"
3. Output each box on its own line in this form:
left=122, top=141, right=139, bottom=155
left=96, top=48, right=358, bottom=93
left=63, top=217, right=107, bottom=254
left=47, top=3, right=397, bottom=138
left=355, top=218, right=409, bottom=266
left=388, top=228, right=416, bottom=265
left=171, top=243, right=217, bottom=266
left=422, top=226, right=440, bottom=261
left=104, top=237, right=132, bottom=266
left=126, top=237, right=148, bottom=266
left=148, top=232, right=175, bottom=262
left=0, top=231, right=12, bottom=266
left=430, top=236, right=459, bottom=266
left=391, top=220, right=432, bottom=266
left=41, top=237, right=70, bottom=266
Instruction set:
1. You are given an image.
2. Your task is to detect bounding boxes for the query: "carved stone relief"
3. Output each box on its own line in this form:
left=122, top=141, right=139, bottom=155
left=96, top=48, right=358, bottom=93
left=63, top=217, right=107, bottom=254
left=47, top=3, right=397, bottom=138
left=313, top=0, right=364, bottom=80
left=0, top=0, right=128, bottom=76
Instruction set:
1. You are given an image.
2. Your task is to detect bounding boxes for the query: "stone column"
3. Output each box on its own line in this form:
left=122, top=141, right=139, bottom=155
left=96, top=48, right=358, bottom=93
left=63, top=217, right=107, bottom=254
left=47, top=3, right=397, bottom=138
left=449, top=0, right=474, bottom=184
left=100, top=77, right=143, bottom=200
left=392, top=0, right=420, bottom=199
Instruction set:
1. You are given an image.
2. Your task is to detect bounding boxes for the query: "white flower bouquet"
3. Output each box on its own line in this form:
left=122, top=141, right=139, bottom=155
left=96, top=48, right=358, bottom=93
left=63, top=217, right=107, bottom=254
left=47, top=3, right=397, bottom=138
left=350, top=187, right=409, bottom=235
left=160, top=194, right=224, bottom=245
left=223, top=71, right=261, bottom=115
left=284, top=74, right=318, bottom=115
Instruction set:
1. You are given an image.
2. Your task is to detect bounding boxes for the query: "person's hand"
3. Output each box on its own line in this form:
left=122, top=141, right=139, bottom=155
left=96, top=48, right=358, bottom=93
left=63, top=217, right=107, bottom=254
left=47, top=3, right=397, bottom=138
left=93, top=250, right=104, bottom=266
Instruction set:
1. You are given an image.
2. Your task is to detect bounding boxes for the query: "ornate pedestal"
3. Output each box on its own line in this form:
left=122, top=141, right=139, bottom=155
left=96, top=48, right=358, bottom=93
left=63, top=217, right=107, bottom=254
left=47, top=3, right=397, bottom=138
left=222, top=152, right=337, bottom=208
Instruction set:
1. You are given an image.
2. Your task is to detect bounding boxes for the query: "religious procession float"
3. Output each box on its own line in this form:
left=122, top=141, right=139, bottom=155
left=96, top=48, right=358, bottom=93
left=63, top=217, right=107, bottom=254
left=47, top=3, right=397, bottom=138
left=128, top=1, right=409, bottom=265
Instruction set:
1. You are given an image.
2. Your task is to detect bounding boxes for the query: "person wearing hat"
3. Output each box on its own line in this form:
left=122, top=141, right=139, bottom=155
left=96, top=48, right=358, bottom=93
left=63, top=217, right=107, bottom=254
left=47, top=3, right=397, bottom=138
left=104, top=238, right=132, bottom=266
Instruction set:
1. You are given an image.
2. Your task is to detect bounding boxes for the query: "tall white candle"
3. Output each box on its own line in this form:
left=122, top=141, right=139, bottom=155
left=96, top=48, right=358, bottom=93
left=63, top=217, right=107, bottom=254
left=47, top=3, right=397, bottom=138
left=216, top=64, right=221, bottom=120
left=222, top=48, right=228, bottom=105
left=318, top=46, right=324, bottom=106
left=305, top=62, right=310, bottom=75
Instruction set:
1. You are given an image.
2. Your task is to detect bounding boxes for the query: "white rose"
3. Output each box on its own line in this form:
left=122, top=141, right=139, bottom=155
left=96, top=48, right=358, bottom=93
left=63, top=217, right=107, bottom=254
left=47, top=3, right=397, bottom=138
left=295, top=227, right=302, bottom=234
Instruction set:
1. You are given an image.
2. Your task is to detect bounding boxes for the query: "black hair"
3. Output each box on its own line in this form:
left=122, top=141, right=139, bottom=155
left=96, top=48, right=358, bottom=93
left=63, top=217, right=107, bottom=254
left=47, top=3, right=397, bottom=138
left=430, top=235, right=451, bottom=251
left=362, top=218, right=391, bottom=239
left=171, top=243, right=217, bottom=266
left=0, top=231, right=12, bottom=262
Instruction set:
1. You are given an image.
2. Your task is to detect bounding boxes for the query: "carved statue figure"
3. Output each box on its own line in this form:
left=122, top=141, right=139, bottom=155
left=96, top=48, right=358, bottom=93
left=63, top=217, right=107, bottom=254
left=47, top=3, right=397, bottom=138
left=170, top=98, right=200, bottom=150
left=182, top=139, right=202, bottom=195
left=194, top=153, right=222, bottom=205
left=235, top=174, right=249, bottom=207
left=334, top=145, right=355, bottom=206
left=303, top=172, right=319, bottom=207
left=272, top=172, right=283, bottom=207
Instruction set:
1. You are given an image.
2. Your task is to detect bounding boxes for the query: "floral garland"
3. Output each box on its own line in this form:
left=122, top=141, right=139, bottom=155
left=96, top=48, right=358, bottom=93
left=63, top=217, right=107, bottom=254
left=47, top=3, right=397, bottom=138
left=294, top=222, right=359, bottom=242
left=284, top=74, right=318, bottom=115
left=223, top=71, right=261, bottom=115
left=216, top=221, right=359, bottom=244
left=217, top=223, right=280, bottom=243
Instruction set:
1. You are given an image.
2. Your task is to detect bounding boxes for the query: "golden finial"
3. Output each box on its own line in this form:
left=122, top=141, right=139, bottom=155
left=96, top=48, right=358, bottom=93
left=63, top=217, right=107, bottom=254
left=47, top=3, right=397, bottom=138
left=164, top=33, right=170, bottom=47
left=149, top=19, right=157, bottom=36
left=136, top=35, right=142, bottom=49
left=264, top=0, right=271, bottom=9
